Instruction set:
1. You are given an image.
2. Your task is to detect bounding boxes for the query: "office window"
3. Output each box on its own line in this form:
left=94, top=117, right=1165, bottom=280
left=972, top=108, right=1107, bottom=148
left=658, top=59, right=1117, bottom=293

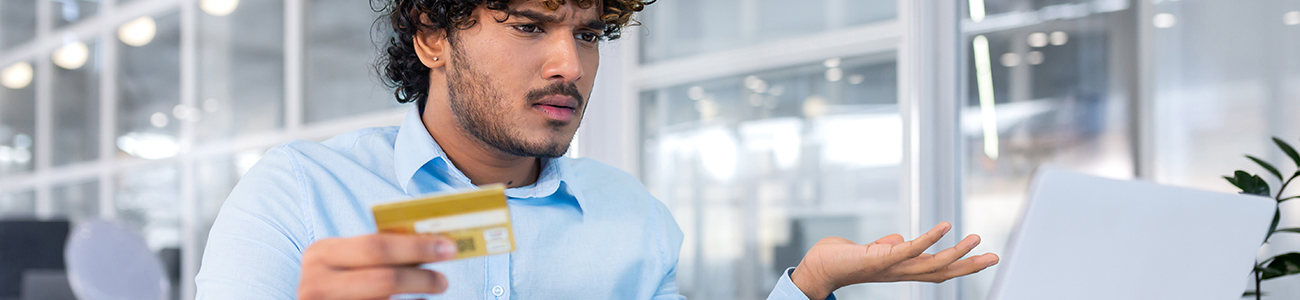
left=642, top=54, right=903, bottom=300
left=117, top=11, right=182, bottom=160
left=115, top=164, right=180, bottom=252
left=196, top=0, right=285, bottom=142
left=305, top=0, right=403, bottom=123
left=0, top=0, right=36, bottom=50
left=959, top=1, right=1137, bottom=299
left=51, top=179, right=100, bottom=222
left=1149, top=0, right=1300, bottom=189
left=0, top=189, right=34, bottom=218
left=52, top=40, right=101, bottom=167
left=638, top=0, right=897, bottom=63
left=52, top=0, right=100, bottom=28
left=1147, top=2, right=1300, bottom=297
left=0, top=61, right=36, bottom=175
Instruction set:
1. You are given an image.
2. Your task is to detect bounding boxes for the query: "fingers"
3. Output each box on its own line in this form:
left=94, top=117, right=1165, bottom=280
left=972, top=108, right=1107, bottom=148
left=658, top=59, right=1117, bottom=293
left=906, top=253, right=1001, bottom=283
left=872, top=234, right=905, bottom=246
left=305, top=234, right=458, bottom=268
left=885, top=222, right=951, bottom=263
left=895, top=234, right=981, bottom=274
left=305, top=267, right=449, bottom=300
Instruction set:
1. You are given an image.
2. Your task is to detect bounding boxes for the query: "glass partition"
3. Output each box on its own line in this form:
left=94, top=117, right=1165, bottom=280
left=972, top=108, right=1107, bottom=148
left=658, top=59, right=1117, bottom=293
left=642, top=54, right=903, bottom=300
left=196, top=0, right=285, bottom=142
left=52, top=39, right=101, bottom=167
left=1147, top=1, right=1300, bottom=298
left=305, top=0, right=403, bottom=123
left=638, top=0, right=897, bottom=63
left=116, top=11, right=182, bottom=161
left=52, top=0, right=100, bottom=28
left=959, top=1, right=1138, bottom=299
left=0, top=60, right=36, bottom=176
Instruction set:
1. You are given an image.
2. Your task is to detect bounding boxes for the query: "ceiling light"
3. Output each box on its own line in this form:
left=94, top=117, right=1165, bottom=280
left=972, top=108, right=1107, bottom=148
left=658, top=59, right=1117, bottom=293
left=825, top=68, right=843, bottom=82
left=1, top=62, right=33, bottom=90
left=822, top=58, right=841, bottom=68
left=848, top=74, right=865, bottom=85
left=687, top=86, right=704, bottom=100
left=53, top=41, right=89, bottom=70
left=969, top=0, right=987, bottom=22
left=802, top=95, right=828, bottom=119
left=116, top=132, right=179, bottom=160
left=972, top=35, right=1000, bottom=160
left=1028, top=32, right=1049, bottom=48
left=1026, top=51, right=1045, bottom=65
left=744, top=76, right=768, bottom=93
left=200, top=0, right=240, bottom=17
left=150, top=112, right=169, bottom=128
left=118, top=16, right=157, bottom=47
left=1153, top=13, right=1177, bottom=28
left=1000, top=53, right=1021, bottom=67
left=1050, top=31, right=1068, bottom=46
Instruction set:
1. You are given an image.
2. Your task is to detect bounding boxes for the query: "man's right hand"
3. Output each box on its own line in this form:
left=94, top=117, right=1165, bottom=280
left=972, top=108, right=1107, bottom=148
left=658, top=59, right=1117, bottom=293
left=298, top=234, right=459, bottom=300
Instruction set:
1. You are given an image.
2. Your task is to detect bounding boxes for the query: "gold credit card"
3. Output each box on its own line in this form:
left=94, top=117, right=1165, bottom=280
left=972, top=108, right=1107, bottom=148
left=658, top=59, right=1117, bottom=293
left=372, top=184, right=515, bottom=260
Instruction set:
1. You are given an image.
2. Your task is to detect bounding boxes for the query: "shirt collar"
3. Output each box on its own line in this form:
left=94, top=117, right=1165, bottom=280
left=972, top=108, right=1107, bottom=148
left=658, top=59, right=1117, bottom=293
left=392, top=108, right=583, bottom=209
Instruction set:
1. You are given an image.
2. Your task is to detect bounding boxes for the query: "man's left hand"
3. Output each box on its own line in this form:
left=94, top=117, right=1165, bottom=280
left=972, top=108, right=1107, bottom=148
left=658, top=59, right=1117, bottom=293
left=790, top=222, right=999, bottom=299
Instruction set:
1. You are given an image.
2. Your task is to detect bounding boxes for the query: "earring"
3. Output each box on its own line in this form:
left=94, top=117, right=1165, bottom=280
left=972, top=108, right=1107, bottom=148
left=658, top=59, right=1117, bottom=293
left=433, top=57, right=439, bottom=61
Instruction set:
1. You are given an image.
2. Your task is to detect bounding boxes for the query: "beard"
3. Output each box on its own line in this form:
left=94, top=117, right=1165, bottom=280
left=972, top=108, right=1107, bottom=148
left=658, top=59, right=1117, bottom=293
left=445, top=45, right=585, bottom=158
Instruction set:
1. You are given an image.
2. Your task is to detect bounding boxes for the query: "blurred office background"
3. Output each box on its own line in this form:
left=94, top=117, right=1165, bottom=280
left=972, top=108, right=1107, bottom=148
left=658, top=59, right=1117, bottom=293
left=0, top=0, right=1297, bottom=299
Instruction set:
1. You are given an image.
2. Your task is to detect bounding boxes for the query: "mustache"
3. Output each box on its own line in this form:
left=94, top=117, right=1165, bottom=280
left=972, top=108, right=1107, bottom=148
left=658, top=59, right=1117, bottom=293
left=525, top=82, right=584, bottom=107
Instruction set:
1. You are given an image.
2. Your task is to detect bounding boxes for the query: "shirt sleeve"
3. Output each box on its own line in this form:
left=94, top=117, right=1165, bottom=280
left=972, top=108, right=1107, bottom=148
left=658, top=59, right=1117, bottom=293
left=651, top=194, right=688, bottom=300
left=195, top=146, right=313, bottom=300
left=767, top=267, right=837, bottom=300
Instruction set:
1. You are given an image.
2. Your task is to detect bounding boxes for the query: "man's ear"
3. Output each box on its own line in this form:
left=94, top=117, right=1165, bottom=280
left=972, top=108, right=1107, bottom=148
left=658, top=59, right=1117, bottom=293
left=412, top=17, right=447, bottom=69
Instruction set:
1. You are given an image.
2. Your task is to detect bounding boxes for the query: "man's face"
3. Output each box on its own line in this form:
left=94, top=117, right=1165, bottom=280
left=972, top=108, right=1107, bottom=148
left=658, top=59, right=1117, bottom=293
left=444, top=0, right=603, bottom=158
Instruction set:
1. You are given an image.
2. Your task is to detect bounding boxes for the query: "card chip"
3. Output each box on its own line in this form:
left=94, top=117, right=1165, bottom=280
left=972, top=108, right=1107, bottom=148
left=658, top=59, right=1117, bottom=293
left=456, top=237, right=476, bottom=253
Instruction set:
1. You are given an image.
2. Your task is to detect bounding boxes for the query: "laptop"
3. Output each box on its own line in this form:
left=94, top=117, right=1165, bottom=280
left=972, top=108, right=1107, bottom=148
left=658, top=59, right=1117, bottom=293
left=988, top=169, right=1276, bottom=300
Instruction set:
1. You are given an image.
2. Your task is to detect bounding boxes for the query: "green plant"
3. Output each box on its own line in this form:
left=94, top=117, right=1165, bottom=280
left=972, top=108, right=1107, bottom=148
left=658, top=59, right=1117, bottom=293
left=1224, top=137, right=1300, bottom=299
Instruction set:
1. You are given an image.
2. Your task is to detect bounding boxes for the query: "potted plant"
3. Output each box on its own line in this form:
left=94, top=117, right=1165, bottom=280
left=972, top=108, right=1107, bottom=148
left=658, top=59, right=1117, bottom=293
left=1223, top=137, right=1300, bottom=299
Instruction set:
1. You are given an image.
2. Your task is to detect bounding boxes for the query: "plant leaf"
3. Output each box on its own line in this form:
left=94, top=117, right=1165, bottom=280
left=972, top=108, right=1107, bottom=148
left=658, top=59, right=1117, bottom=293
left=1281, top=195, right=1299, bottom=203
left=1235, top=172, right=1272, bottom=197
left=1266, top=210, right=1280, bottom=242
left=1247, top=155, right=1284, bottom=181
left=1224, top=175, right=1242, bottom=189
left=1277, top=228, right=1300, bottom=235
left=1260, top=252, right=1300, bottom=280
left=1274, top=137, right=1300, bottom=169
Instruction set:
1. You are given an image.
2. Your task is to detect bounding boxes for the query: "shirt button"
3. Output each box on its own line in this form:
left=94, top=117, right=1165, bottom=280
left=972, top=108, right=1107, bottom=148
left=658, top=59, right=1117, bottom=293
left=492, top=285, right=504, bottom=297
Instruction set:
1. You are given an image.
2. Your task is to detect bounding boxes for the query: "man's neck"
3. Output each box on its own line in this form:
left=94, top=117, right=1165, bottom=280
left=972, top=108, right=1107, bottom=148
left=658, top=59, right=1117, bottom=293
left=421, top=111, right=541, bottom=188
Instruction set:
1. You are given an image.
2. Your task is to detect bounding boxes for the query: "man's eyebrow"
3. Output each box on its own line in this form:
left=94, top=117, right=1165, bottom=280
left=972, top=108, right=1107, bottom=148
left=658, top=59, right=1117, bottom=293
left=506, top=9, right=607, bottom=31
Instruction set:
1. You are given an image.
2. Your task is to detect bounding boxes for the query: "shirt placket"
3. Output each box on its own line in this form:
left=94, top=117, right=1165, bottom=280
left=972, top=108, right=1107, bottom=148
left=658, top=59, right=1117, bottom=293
left=485, top=253, right=510, bottom=300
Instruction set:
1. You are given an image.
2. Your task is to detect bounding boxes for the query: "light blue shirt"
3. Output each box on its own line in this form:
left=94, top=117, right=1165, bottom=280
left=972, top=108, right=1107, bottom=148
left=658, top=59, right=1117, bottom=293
left=195, top=108, right=831, bottom=300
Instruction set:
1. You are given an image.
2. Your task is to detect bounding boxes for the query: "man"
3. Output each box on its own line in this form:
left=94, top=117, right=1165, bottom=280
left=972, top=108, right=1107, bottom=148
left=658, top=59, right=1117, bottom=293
left=195, top=0, right=999, bottom=299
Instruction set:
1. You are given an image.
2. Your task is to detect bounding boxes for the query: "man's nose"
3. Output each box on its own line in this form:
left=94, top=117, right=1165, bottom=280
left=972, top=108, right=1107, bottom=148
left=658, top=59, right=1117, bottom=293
left=540, top=34, right=584, bottom=83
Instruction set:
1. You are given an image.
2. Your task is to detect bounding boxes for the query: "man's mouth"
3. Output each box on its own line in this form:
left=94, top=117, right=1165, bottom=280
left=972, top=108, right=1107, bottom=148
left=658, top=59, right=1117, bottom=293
left=531, top=95, right=579, bottom=122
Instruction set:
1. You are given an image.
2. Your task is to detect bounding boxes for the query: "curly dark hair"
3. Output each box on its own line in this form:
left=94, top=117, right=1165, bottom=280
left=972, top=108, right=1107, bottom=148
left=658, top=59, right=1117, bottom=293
left=375, top=0, right=653, bottom=111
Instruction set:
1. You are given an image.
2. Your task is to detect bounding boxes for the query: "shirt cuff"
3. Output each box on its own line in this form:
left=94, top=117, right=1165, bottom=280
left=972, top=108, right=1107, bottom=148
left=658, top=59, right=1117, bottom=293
left=767, top=267, right=836, bottom=300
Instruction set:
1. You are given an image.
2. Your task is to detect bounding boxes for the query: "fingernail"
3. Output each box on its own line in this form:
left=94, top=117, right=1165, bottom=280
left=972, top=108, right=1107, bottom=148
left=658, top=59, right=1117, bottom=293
left=987, top=260, right=998, bottom=267
left=436, top=240, right=458, bottom=256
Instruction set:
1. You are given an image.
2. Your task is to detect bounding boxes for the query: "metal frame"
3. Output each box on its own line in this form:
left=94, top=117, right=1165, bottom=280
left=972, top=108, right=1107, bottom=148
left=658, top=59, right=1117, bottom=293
left=900, top=0, right=964, bottom=299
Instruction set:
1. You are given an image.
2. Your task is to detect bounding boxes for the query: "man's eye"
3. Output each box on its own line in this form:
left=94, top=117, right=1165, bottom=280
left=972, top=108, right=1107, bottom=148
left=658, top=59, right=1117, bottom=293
left=514, top=24, right=543, bottom=33
left=577, top=32, right=600, bottom=43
